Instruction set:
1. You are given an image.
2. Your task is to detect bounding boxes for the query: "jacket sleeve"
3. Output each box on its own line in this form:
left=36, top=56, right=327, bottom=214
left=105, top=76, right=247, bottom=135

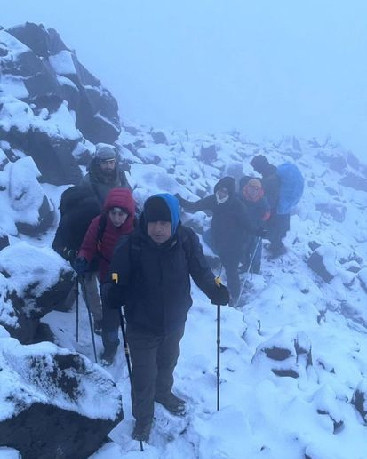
left=105, top=236, right=132, bottom=307
left=78, top=216, right=100, bottom=262
left=178, top=195, right=214, bottom=213
left=184, top=228, right=217, bottom=300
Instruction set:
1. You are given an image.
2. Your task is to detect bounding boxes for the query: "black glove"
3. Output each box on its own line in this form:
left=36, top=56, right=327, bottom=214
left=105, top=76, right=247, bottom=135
left=73, top=257, right=89, bottom=276
left=211, top=283, right=229, bottom=306
left=255, top=227, right=268, bottom=238
left=62, top=247, right=77, bottom=262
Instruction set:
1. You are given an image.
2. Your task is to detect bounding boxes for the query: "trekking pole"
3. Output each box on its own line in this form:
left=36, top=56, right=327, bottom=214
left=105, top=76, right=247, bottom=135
left=215, top=264, right=223, bottom=412
left=118, top=308, right=132, bottom=380
left=75, top=276, right=79, bottom=342
left=235, top=237, right=262, bottom=308
left=80, top=276, right=98, bottom=363
left=118, top=308, right=143, bottom=452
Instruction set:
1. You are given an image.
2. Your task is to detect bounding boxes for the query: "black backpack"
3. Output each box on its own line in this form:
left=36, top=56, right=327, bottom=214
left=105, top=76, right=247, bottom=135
left=52, top=186, right=102, bottom=262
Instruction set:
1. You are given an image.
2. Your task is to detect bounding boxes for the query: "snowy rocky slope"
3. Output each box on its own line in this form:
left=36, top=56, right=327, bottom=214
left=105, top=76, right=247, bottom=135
left=1, top=22, right=367, bottom=459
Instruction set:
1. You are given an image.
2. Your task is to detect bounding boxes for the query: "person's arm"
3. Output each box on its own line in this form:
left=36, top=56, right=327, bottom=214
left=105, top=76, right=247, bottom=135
left=77, top=216, right=100, bottom=263
left=104, top=236, right=132, bottom=308
left=176, top=194, right=214, bottom=213
left=184, top=228, right=228, bottom=305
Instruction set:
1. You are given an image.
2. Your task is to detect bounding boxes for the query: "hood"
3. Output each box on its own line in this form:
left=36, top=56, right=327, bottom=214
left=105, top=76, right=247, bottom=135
left=213, top=176, right=236, bottom=196
left=103, top=187, right=135, bottom=217
left=142, top=193, right=180, bottom=236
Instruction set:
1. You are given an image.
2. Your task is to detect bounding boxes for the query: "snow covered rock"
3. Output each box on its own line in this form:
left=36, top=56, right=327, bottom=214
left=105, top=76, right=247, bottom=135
left=0, top=23, right=122, bottom=185
left=0, top=339, right=123, bottom=459
left=252, top=329, right=313, bottom=380
left=307, top=250, right=335, bottom=283
left=352, top=379, right=367, bottom=423
left=0, top=242, right=73, bottom=343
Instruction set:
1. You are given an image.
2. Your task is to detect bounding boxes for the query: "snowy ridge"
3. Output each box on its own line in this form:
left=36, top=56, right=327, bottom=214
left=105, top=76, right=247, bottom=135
left=84, top=129, right=366, bottom=457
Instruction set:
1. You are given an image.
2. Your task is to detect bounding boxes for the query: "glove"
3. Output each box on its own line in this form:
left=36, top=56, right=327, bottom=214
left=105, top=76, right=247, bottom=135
left=62, top=247, right=77, bottom=262
left=210, top=283, right=229, bottom=306
left=73, top=257, right=89, bottom=276
left=255, top=227, right=268, bottom=238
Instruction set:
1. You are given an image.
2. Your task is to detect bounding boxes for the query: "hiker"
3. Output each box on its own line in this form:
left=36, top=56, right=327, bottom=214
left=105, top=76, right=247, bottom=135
left=251, top=155, right=304, bottom=257
left=74, top=187, right=135, bottom=364
left=176, top=176, right=255, bottom=305
left=81, top=143, right=131, bottom=207
left=238, top=177, right=270, bottom=274
left=52, top=186, right=103, bottom=332
left=104, top=193, right=229, bottom=442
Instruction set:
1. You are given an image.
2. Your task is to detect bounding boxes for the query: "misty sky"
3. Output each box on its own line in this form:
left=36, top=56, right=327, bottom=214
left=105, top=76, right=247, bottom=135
left=2, top=1, right=367, bottom=160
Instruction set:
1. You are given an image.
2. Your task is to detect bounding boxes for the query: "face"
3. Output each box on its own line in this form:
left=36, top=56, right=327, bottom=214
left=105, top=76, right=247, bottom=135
left=147, top=221, right=172, bottom=244
left=244, top=183, right=261, bottom=200
left=108, top=208, right=129, bottom=227
left=99, top=159, right=116, bottom=175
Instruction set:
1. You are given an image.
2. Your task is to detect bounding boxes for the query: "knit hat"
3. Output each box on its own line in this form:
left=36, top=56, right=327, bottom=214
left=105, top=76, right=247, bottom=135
left=95, top=144, right=116, bottom=161
left=144, top=196, right=171, bottom=223
left=250, top=155, right=268, bottom=171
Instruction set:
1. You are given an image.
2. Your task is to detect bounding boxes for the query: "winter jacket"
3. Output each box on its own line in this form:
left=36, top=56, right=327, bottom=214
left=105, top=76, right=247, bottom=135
left=178, top=177, right=253, bottom=257
left=107, top=195, right=217, bottom=335
left=78, top=188, right=135, bottom=282
left=258, top=163, right=281, bottom=212
left=81, top=157, right=131, bottom=207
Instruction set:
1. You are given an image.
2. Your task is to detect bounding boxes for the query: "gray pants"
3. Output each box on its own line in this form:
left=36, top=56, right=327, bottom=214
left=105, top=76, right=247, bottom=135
left=126, top=325, right=185, bottom=423
left=65, top=272, right=102, bottom=322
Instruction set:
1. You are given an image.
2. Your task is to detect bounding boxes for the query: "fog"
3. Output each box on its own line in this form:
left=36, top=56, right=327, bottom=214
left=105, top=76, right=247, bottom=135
left=3, top=0, right=367, bottom=160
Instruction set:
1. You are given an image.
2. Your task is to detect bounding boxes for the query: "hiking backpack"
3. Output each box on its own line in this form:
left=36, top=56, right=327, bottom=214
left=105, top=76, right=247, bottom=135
left=276, top=163, right=304, bottom=215
left=52, top=186, right=102, bottom=261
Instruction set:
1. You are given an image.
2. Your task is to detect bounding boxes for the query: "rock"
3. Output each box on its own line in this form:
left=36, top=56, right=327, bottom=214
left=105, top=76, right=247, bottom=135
left=0, top=340, right=123, bottom=459
left=339, top=173, right=367, bottom=192
left=307, top=251, right=334, bottom=283
left=200, top=143, right=217, bottom=164
left=315, top=202, right=347, bottom=223
left=0, top=242, right=74, bottom=344
left=351, top=379, right=367, bottom=423
left=151, top=130, right=168, bottom=144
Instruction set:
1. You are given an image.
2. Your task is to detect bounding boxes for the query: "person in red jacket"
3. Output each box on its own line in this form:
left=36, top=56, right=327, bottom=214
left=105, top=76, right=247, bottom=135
left=75, top=187, right=135, bottom=363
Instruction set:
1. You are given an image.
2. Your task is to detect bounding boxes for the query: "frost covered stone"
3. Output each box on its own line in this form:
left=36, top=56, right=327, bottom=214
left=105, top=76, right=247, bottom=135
left=0, top=339, right=123, bottom=459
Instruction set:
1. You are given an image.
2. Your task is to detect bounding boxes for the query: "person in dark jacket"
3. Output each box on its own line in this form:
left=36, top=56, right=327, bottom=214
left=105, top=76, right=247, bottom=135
left=176, top=177, right=253, bottom=304
left=238, top=177, right=270, bottom=274
left=105, top=193, right=229, bottom=442
left=81, top=143, right=131, bottom=207
left=251, top=155, right=304, bottom=257
left=75, top=187, right=135, bottom=363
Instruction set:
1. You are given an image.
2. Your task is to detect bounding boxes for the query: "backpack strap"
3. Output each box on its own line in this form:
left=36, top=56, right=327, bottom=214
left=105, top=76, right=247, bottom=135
left=95, top=213, right=109, bottom=263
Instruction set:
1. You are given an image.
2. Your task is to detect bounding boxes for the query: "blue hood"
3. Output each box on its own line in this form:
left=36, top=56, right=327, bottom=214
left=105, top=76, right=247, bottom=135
left=144, top=193, right=180, bottom=235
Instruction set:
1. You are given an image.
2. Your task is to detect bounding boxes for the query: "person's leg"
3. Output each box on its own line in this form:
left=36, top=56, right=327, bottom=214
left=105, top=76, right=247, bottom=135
left=155, top=326, right=185, bottom=400
left=127, top=326, right=160, bottom=429
left=249, top=238, right=262, bottom=274
left=100, top=284, right=120, bottom=363
left=222, top=256, right=241, bottom=302
left=82, top=271, right=102, bottom=322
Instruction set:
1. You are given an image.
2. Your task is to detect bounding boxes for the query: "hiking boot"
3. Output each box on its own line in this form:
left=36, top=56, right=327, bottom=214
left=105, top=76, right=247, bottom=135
left=100, top=344, right=118, bottom=365
left=267, top=244, right=287, bottom=259
left=93, top=319, right=102, bottom=336
left=155, top=392, right=186, bottom=416
left=132, top=419, right=153, bottom=442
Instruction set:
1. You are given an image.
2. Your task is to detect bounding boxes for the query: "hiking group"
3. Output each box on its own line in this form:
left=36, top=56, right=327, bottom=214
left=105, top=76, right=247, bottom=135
left=52, top=145, right=304, bottom=443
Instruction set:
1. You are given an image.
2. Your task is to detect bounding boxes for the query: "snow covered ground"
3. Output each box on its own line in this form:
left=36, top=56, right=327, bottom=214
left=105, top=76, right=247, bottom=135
left=24, top=130, right=367, bottom=458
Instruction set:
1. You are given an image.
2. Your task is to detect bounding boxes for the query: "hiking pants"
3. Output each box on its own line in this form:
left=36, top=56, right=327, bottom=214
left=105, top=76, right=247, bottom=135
left=126, top=325, right=185, bottom=423
left=64, top=271, right=102, bottom=321
left=100, top=283, right=120, bottom=349
left=267, top=213, right=290, bottom=249
left=220, top=251, right=241, bottom=301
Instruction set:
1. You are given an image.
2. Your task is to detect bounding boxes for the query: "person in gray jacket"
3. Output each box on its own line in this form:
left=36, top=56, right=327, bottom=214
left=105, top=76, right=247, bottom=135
left=81, top=143, right=131, bottom=206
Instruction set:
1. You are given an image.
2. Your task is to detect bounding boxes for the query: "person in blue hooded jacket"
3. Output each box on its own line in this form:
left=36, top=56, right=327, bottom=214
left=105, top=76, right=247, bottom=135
left=251, top=155, right=304, bottom=257
left=105, top=193, right=229, bottom=442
